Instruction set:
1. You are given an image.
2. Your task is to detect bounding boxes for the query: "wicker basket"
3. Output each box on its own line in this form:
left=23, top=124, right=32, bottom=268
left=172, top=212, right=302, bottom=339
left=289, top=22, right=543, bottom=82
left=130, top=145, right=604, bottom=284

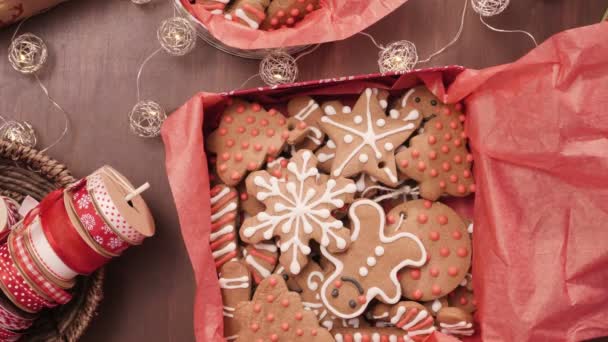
left=0, top=141, right=104, bottom=342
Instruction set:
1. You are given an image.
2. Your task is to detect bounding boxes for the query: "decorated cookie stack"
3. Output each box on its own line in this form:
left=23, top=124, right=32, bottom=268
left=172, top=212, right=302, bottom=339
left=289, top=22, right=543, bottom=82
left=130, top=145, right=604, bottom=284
left=0, top=166, right=155, bottom=341
left=189, top=0, right=320, bottom=30
left=206, top=86, right=477, bottom=341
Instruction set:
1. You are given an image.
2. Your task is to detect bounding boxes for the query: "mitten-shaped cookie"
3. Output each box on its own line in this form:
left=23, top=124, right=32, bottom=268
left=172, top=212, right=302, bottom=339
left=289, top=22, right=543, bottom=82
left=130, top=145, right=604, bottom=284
left=225, top=0, right=271, bottom=29
left=240, top=149, right=357, bottom=275
left=208, top=100, right=289, bottom=186
left=320, top=199, right=426, bottom=319
left=436, top=307, right=474, bottom=337
left=285, top=97, right=326, bottom=151
left=210, top=184, right=240, bottom=269
left=219, top=260, right=252, bottom=340
left=242, top=242, right=278, bottom=284
left=262, top=0, right=319, bottom=29
left=389, top=200, right=471, bottom=301
left=319, top=88, right=419, bottom=186
left=395, top=105, right=475, bottom=200
left=369, top=301, right=435, bottom=340
left=234, top=275, right=334, bottom=341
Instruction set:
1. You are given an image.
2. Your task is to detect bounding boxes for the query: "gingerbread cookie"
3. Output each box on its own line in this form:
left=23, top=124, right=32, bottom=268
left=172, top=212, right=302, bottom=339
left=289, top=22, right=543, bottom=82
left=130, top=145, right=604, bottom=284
left=448, top=285, right=476, bottom=314
left=369, top=301, right=435, bottom=340
left=423, top=297, right=449, bottom=317
left=436, top=307, right=474, bottom=337
left=389, top=200, right=471, bottom=301
left=197, top=0, right=231, bottom=15
left=315, top=139, right=337, bottom=174
left=240, top=149, right=357, bottom=275
left=319, top=199, right=426, bottom=319
left=262, top=0, right=319, bottom=29
left=391, top=86, right=444, bottom=122
left=234, top=275, right=334, bottom=341
left=319, top=88, right=419, bottom=186
left=395, top=102, right=475, bottom=200
left=210, top=184, right=240, bottom=270
left=242, top=242, right=279, bottom=284
left=332, top=327, right=431, bottom=342
left=219, top=260, right=252, bottom=340
left=207, top=100, right=289, bottom=186
left=285, top=97, right=326, bottom=151
left=239, top=157, right=290, bottom=216
left=225, top=0, right=271, bottom=29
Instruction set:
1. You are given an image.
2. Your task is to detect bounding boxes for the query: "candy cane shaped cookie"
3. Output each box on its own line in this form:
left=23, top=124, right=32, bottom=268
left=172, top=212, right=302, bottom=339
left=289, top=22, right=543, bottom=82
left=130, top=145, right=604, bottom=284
left=219, top=260, right=251, bottom=340
left=210, top=184, right=240, bottom=270
left=242, top=242, right=278, bottom=284
left=436, top=307, right=475, bottom=337
left=224, top=0, right=271, bottom=30
left=369, top=302, right=435, bottom=341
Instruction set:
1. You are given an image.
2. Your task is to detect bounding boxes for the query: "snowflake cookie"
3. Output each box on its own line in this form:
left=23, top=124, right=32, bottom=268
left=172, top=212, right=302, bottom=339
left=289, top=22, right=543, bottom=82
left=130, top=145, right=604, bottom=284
left=318, top=88, right=420, bottom=186
left=240, top=149, right=357, bottom=275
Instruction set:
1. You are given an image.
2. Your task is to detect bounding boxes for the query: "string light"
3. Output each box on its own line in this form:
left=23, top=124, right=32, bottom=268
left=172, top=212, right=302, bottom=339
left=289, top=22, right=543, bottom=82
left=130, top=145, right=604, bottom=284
left=378, top=40, right=418, bottom=73
left=128, top=101, right=167, bottom=138
left=259, top=50, right=298, bottom=86
left=470, top=0, right=509, bottom=17
left=0, top=120, right=37, bottom=147
left=8, top=33, right=47, bottom=74
left=157, top=17, right=196, bottom=56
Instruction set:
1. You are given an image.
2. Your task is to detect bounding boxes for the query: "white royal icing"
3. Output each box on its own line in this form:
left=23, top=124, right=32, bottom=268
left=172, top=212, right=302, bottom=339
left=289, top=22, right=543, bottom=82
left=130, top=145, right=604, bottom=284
left=235, top=8, right=259, bottom=29
left=219, top=276, right=249, bottom=290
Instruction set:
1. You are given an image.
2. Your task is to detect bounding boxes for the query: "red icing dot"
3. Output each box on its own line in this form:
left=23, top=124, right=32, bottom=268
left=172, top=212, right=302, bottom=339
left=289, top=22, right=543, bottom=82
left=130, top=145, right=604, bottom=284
left=271, top=170, right=282, bottom=178
left=226, top=139, right=235, bottom=147
left=250, top=323, right=260, bottom=332
left=267, top=156, right=275, bottom=163
left=267, top=295, right=275, bottom=303
left=266, top=129, right=276, bottom=137
left=454, top=155, right=463, bottom=164
left=254, top=144, right=262, bottom=151
left=459, top=114, right=466, bottom=122
left=435, top=122, right=443, bottom=130
left=286, top=17, right=295, bottom=25
left=442, top=162, right=451, bottom=171
left=454, top=138, right=462, bottom=147
left=429, top=231, right=440, bottom=241
left=291, top=8, right=300, bottom=16
left=457, top=247, right=469, bottom=257
left=417, top=214, right=428, bottom=224
left=387, top=215, right=396, bottom=224
left=219, top=128, right=227, bottom=136
left=410, top=269, right=421, bottom=280
left=457, top=184, right=467, bottom=194
left=260, top=119, right=269, bottom=126
left=237, top=105, right=245, bottom=113
left=278, top=118, right=286, bottom=126
left=252, top=103, right=261, bottom=112
left=271, top=18, right=279, bottom=26
left=280, top=159, right=289, bottom=168
left=444, top=133, right=452, bottom=141
left=281, top=323, right=289, bottom=331
left=281, top=299, right=290, bottom=307
left=224, top=116, right=234, bottom=123
left=242, top=141, right=250, bottom=149
left=358, top=295, right=366, bottom=304
left=423, top=200, right=432, bottom=209
left=440, top=247, right=450, bottom=257
left=235, top=153, right=243, bottom=162
left=429, top=151, right=438, bottom=160
left=334, top=280, right=342, bottom=288
left=463, top=170, right=471, bottom=178
left=460, top=296, right=468, bottom=305
left=240, top=193, right=249, bottom=201
left=269, top=277, right=277, bottom=286
left=297, top=121, right=307, bottom=129
left=296, top=328, right=304, bottom=336
left=450, top=121, right=458, bottom=129
left=268, top=146, right=278, bottom=154
left=237, top=126, right=246, bottom=133
left=221, top=153, right=230, bottom=161
left=452, top=231, right=462, bottom=240
left=441, top=145, right=450, bottom=154
left=267, top=313, right=275, bottom=322
left=230, top=171, right=240, bottom=181
left=412, top=289, right=423, bottom=300
left=428, top=135, right=437, bottom=144
left=247, top=162, right=257, bottom=171
left=270, top=334, right=279, bottom=342
left=466, top=153, right=474, bottom=162
left=295, top=312, right=303, bottom=320
left=461, top=131, right=467, bottom=138
left=437, top=215, right=448, bottom=225
left=442, top=107, right=451, bottom=115
left=448, top=267, right=459, bottom=276
left=417, top=161, right=426, bottom=171
left=469, top=184, right=476, bottom=192
left=430, top=169, right=438, bottom=177
left=269, top=108, right=278, bottom=116
left=450, top=174, right=458, bottom=183
left=411, top=150, right=420, bottom=158
left=306, top=3, right=314, bottom=11
left=251, top=129, right=259, bottom=137
left=277, top=10, right=285, bottom=17
left=311, top=329, right=318, bottom=336
left=431, top=285, right=442, bottom=295
left=400, top=159, right=409, bottom=168
left=430, top=267, right=440, bottom=277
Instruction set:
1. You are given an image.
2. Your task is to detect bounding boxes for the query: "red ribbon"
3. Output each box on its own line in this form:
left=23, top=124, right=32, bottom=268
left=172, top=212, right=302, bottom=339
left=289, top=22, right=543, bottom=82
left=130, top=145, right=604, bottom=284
left=36, top=189, right=109, bottom=275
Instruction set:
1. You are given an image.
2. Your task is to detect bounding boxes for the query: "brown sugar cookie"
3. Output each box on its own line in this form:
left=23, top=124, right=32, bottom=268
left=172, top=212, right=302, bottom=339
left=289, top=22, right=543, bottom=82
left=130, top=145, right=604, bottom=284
left=238, top=157, right=290, bottom=216
left=319, top=88, right=419, bottom=186
left=240, top=149, right=357, bottom=275
left=395, top=102, right=475, bottom=200
left=319, top=199, right=426, bottom=319
left=242, top=242, right=279, bottom=284
left=234, top=275, right=334, bottom=341
left=436, top=307, right=475, bottom=337
left=262, top=0, right=320, bottom=30
left=388, top=200, right=471, bottom=302
left=224, top=0, right=271, bottom=30
left=219, top=260, right=252, bottom=340
left=369, top=301, right=435, bottom=339
left=285, top=97, right=326, bottom=151
left=210, top=184, right=240, bottom=270
left=207, top=100, right=289, bottom=186
left=447, top=285, right=476, bottom=314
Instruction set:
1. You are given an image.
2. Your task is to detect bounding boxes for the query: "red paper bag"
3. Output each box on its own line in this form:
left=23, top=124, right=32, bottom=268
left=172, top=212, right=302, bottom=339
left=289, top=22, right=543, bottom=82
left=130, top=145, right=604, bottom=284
left=162, top=22, right=608, bottom=342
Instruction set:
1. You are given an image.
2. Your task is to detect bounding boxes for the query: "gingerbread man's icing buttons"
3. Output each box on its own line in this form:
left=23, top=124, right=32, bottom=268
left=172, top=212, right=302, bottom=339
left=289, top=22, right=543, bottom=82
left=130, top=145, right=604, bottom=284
left=389, top=200, right=471, bottom=302
left=218, top=260, right=251, bottom=340
left=234, top=275, right=334, bottom=341
left=240, top=149, right=356, bottom=275
left=319, top=199, right=426, bottom=319
left=318, top=88, right=419, bottom=186
left=207, top=100, right=289, bottom=186
left=285, top=97, right=326, bottom=151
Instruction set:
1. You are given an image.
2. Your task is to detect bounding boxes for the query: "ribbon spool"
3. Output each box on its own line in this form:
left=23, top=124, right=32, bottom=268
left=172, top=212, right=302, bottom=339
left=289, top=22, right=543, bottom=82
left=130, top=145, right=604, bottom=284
left=0, top=197, right=20, bottom=242
left=0, top=295, right=35, bottom=332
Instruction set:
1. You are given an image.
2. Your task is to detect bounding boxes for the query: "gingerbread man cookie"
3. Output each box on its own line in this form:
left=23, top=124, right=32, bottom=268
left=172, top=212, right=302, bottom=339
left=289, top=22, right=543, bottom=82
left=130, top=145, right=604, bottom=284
left=391, top=86, right=444, bottom=122
left=370, top=301, right=435, bottom=340
left=319, top=88, right=419, bottom=186
left=234, top=275, right=334, bottom=341
left=320, top=199, right=426, bottom=319
left=207, top=100, right=289, bottom=186
left=242, top=242, right=279, bottom=284
left=436, top=307, right=474, bottom=337
left=388, top=200, right=471, bottom=301
left=395, top=101, right=475, bottom=200
left=285, top=97, right=326, bottom=151
left=225, top=0, right=271, bottom=30
left=210, top=184, right=240, bottom=270
left=240, top=149, right=357, bottom=275
left=219, top=260, right=252, bottom=340
left=262, top=0, right=319, bottom=29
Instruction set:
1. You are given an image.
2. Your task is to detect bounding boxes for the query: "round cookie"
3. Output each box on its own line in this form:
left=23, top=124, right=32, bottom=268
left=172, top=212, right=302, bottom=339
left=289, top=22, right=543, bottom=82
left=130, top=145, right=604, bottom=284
left=436, top=307, right=475, bottom=337
left=210, top=184, right=240, bottom=270
left=448, top=285, right=476, bottom=314
left=207, top=100, right=289, bottom=186
left=234, top=275, right=334, bottom=341
left=219, top=260, right=252, bottom=341
left=262, top=0, right=319, bottom=29
left=389, top=200, right=471, bottom=301
left=242, top=242, right=279, bottom=284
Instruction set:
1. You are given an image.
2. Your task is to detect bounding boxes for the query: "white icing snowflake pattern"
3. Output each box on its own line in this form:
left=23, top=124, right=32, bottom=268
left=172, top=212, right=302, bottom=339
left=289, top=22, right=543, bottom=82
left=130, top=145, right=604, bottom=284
left=77, top=193, right=92, bottom=209
left=240, top=150, right=357, bottom=275
left=80, top=214, right=96, bottom=231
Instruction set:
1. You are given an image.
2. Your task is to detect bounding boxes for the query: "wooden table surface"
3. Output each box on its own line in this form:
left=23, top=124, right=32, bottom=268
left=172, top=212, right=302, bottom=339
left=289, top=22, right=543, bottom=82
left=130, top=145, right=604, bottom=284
left=0, top=0, right=606, bottom=340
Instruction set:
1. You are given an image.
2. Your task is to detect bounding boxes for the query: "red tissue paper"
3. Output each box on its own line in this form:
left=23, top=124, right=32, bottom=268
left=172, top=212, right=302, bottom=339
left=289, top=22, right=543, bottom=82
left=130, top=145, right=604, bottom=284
left=162, top=22, right=608, bottom=342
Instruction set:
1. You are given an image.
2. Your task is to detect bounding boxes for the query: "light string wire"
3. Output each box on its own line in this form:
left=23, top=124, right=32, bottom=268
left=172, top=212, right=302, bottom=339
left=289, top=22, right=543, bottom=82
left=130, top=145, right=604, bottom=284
left=136, top=48, right=163, bottom=102
left=479, top=14, right=538, bottom=46
left=9, top=18, right=70, bottom=153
